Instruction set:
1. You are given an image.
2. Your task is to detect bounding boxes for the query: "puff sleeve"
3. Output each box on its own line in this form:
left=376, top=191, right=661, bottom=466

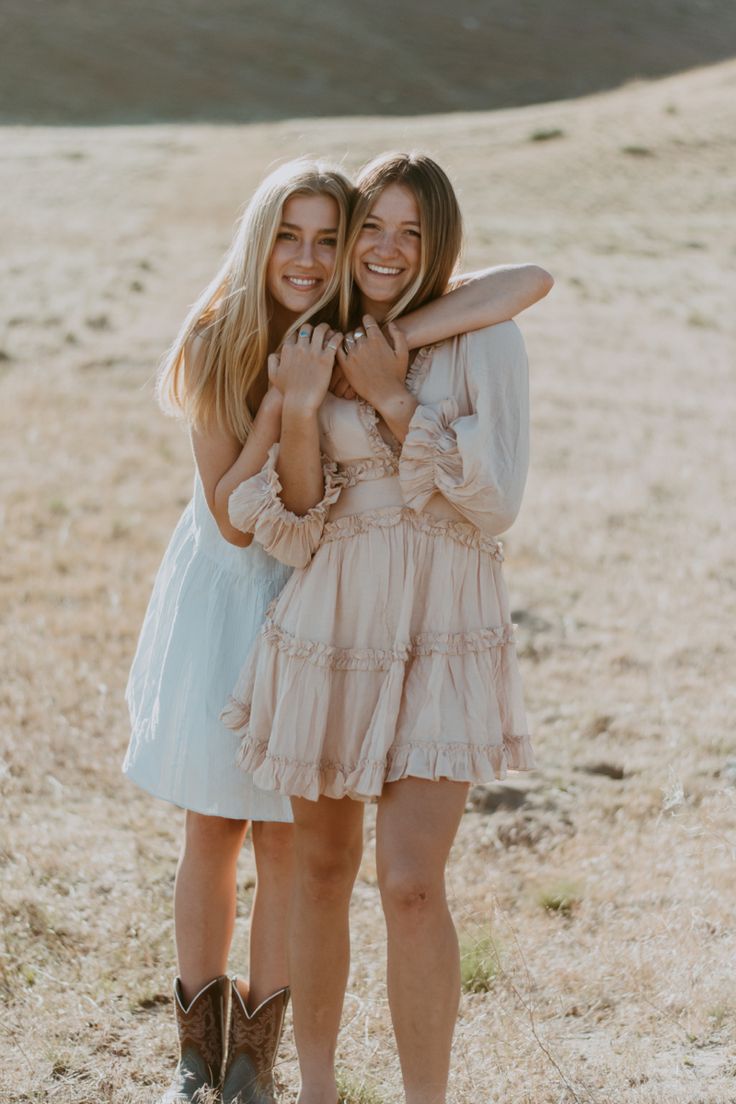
left=228, top=443, right=343, bottom=568
left=399, top=321, right=529, bottom=537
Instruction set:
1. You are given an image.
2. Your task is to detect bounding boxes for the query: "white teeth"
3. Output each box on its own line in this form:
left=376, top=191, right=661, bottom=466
left=367, top=263, right=401, bottom=276
left=286, top=277, right=318, bottom=287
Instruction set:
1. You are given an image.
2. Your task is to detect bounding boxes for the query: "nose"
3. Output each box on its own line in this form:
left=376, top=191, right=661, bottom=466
left=294, top=237, right=317, bottom=268
left=374, top=229, right=399, bottom=258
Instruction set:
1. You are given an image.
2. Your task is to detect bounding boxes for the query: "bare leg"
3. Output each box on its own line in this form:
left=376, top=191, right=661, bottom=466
left=174, top=811, right=248, bottom=1003
left=248, top=820, right=295, bottom=1009
left=376, top=778, right=469, bottom=1104
left=290, top=796, right=364, bottom=1104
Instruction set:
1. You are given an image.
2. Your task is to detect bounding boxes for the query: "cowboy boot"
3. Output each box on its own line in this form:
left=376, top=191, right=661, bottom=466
left=160, top=975, right=230, bottom=1103
left=222, top=981, right=290, bottom=1104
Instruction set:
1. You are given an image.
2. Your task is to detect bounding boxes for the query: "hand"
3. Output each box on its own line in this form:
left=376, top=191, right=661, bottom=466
left=323, top=329, right=358, bottom=401
left=268, top=323, right=340, bottom=415
left=336, top=315, right=409, bottom=410
left=329, top=363, right=358, bottom=400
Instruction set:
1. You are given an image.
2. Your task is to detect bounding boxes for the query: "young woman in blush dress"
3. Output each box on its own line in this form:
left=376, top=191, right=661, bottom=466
left=223, top=152, right=550, bottom=1104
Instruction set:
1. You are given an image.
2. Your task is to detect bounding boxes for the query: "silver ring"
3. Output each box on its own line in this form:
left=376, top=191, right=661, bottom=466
left=345, top=335, right=356, bottom=346
left=327, top=340, right=340, bottom=351
left=364, top=322, right=379, bottom=329
left=353, top=329, right=366, bottom=340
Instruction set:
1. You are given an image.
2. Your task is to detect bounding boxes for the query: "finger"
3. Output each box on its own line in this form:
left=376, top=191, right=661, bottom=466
left=297, top=324, right=312, bottom=344
left=312, top=321, right=330, bottom=347
left=283, top=329, right=298, bottom=346
left=336, top=343, right=349, bottom=369
left=387, top=321, right=409, bottom=359
left=353, top=325, right=368, bottom=343
left=363, top=314, right=381, bottom=339
left=343, top=384, right=357, bottom=400
left=333, top=378, right=350, bottom=398
left=267, top=353, right=280, bottom=384
left=343, top=334, right=356, bottom=356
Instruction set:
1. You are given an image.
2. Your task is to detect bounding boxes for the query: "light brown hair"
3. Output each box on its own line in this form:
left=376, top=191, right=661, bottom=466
left=157, top=159, right=354, bottom=443
left=340, top=151, right=463, bottom=329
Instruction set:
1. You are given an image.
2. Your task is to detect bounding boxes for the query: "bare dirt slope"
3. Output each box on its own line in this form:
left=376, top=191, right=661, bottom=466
left=3, top=0, right=736, bottom=122
left=1, top=60, right=735, bottom=1103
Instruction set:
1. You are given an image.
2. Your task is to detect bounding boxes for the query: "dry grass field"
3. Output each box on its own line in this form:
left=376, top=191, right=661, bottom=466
left=1, top=59, right=735, bottom=1103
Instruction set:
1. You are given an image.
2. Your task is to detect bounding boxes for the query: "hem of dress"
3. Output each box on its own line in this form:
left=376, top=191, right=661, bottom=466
left=121, top=762, right=294, bottom=822
left=235, top=734, right=535, bottom=804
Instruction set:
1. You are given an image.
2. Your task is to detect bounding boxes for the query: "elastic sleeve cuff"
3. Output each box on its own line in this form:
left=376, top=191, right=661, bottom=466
left=229, top=443, right=343, bottom=567
left=398, top=398, right=463, bottom=511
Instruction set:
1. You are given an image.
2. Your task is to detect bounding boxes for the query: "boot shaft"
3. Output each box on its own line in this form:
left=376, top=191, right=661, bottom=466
left=222, top=983, right=290, bottom=1104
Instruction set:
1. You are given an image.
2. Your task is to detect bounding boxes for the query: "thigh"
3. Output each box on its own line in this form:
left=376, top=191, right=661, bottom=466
left=375, top=778, right=469, bottom=881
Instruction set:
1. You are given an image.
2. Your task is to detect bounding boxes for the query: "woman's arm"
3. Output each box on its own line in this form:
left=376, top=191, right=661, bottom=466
left=226, top=326, right=342, bottom=569
left=399, top=321, right=530, bottom=537
left=269, top=324, right=336, bottom=515
left=393, top=264, right=553, bottom=350
left=192, top=386, right=284, bottom=547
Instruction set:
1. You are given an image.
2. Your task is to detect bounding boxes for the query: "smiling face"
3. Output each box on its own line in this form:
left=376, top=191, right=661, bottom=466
left=351, top=183, right=422, bottom=319
left=265, top=193, right=340, bottom=324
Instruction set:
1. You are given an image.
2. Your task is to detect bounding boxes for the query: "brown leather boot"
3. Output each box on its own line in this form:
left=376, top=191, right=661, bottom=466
left=160, top=975, right=230, bottom=1103
left=221, top=981, right=290, bottom=1104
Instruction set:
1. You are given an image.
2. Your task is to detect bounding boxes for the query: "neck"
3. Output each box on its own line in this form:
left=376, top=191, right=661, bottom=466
left=359, top=296, right=392, bottom=324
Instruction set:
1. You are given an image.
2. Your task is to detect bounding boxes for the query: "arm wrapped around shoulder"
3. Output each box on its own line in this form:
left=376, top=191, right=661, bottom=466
left=228, top=443, right=343, bottom=568
left=399, top=321, right=529, bottom=537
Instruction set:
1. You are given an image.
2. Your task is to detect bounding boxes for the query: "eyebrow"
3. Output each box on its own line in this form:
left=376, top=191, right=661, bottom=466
left=365, top=215, right=421, bottom=227
left=280, top=221, right=338, bottom=232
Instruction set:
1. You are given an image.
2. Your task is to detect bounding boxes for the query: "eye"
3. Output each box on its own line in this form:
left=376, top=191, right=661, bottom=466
left=362, top=221, right=379, bottom=232
left=405, top=229, right=421, bottom=238
left=277, top=231, right=297, bottom=241
left=320, top=236, right=338, bottom=247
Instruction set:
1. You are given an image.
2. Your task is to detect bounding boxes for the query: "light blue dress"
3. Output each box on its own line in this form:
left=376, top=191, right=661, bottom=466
left=123, top=474, right=293, bottom=821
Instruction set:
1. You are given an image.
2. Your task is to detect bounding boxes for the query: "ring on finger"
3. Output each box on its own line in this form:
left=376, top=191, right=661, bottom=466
left=353, top=329, right=367, bottom=340
left=364, top=321, right=379, bottom=329
left=299, top=327, right=311, bottom=337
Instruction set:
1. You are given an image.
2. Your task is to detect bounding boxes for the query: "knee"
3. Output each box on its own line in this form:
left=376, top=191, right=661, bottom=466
left=297, top=843, right=362, bottom=905
left=252, top=821, right=294, bottom=868
left=379, top=866, right=444, bottom=922
left=183, top=811, right=247, bottom=856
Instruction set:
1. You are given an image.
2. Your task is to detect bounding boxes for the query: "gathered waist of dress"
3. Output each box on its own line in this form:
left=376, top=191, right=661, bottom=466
left=328, top=472, right=466, bottom=525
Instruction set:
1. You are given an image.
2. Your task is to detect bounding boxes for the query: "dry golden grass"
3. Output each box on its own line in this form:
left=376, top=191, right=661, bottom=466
left=1, top=60, right=735, bottom=1102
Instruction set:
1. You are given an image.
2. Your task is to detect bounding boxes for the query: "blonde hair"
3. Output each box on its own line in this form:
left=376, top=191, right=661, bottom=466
left=340, top=152, right=463, bottom=330
left=157, top=159, right=354, bottom=443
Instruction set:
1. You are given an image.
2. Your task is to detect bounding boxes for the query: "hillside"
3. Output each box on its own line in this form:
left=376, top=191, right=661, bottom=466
left=2, top=0, right=736, bottom=122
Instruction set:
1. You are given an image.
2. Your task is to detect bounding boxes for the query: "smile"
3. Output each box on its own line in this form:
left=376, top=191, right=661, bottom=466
left=366, top=263, right=402, bottom=276
left=285, top=276, right=320, bottom=288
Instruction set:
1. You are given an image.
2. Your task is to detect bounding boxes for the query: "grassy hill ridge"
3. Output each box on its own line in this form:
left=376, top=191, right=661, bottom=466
left=3, top=0, right=736, bottom=123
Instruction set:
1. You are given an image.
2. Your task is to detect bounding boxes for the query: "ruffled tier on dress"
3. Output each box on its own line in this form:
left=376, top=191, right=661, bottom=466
left=222, top=505, right=534, bottom=802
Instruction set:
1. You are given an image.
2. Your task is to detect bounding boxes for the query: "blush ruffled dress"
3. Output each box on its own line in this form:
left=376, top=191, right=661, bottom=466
left=222, top=320, right=535, bottom=802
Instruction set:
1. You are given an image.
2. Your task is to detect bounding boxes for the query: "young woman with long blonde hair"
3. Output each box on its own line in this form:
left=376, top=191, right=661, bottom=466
left=125, top=154, right=549, bottom=1103
left=224, top=152, right=550, bottom=1104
